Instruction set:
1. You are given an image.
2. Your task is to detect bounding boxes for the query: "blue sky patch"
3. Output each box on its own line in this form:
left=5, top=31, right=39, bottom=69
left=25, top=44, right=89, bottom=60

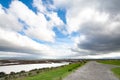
left=53, top=27, right=67, bottom=38
left=42, top=0, right=53, bottom=5
left=0, top=0, right=11, bottom=8
left=20, top=0, right=37, bottom=14
left=57, top=8, right=66, bottom=24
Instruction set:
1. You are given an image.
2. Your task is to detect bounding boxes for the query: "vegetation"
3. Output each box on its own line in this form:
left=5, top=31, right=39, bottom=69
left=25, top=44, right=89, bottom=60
left=0, top=72, right=6, bottom=78
left=98, top=60, right=120, bottom=79
left=98, top=60, right=120, bottom=66
left=15, top=62, right=85, bottom=80
left=111, top=67, right=120, bottom=79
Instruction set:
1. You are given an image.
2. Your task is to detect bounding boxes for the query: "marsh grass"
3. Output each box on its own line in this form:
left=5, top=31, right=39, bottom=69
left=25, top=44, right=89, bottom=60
left=16, top=62, right=84, bottom=80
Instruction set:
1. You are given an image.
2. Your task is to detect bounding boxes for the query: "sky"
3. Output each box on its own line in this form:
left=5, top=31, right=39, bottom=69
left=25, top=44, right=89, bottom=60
left=0, top=0, right=120, bottom=60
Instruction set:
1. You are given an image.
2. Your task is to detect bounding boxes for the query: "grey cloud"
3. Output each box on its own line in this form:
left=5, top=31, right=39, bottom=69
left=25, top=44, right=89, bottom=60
left=68, top=0, right=120, bottom=55
left=62, top=0, right=120, bottom=57
left=69, top=0, right=120, bottom=16
left=0, top=54, right=42, bottom=60
left=82, top=0, right=120, bottom=15
left=76, top=21, right=120, bottom=53
left=71, top=48, right=93, bottom=55
left=0, top=39, right=42, bottom=55
left=97, top=0, right=120, bottom=15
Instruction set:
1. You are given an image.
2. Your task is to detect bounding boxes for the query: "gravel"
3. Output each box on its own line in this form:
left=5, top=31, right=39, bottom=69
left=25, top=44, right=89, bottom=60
left=63, top=61, right=119, bottom=80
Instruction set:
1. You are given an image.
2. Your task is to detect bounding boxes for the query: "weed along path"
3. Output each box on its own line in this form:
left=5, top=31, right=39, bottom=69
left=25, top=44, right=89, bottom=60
left=63, top=61, right=119, bottom=80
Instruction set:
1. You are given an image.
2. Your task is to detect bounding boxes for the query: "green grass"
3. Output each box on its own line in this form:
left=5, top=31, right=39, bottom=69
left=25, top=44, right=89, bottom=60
left=98, top=60, right=120, bottom=66
left=98, top=60, right=120, bottom=79
left=16, top=62, right=85, bottom=80
left=112, top=67, right=120, bottom=79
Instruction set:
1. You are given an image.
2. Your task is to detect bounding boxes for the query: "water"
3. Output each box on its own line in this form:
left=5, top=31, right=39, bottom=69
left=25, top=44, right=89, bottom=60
left=0, top=62, right=69, bottom=74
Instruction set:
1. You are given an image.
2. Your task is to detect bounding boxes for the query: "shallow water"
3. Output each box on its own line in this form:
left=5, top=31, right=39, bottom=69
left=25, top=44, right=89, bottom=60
left=0, top=62, right=69, bottom=74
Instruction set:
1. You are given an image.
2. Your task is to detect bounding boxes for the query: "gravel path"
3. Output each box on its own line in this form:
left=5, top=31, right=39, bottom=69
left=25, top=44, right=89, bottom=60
left=63, top=61, right=119, bottom=80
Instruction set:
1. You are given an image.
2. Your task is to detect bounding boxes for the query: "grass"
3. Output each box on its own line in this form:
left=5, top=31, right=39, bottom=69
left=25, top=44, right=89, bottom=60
left=98, top=60, right=120, bottom=79
left=111, top=67, right=120, bottom=79
left=16, top=62, right=85, bottom=80
left=98, top=60, right=120, bottom=66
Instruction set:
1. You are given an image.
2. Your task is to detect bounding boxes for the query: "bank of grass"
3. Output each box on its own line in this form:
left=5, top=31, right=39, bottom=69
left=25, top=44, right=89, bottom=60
left=98, top=60, right=120, bottom=79
left=16, top=62, right=85, bottom=80
left=111, top=67, right=120, bottom=79
left=98, top=60, right=120, bottom=66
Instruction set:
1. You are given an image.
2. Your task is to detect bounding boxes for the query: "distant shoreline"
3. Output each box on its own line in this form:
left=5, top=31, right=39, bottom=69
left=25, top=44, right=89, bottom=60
left=0, top=59, right=119, bottom=66
left=0, top=59, right=85, bottom=66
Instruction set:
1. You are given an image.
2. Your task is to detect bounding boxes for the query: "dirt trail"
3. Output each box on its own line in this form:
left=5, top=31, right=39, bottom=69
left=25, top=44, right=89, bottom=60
left=63, top=61, right=119, bottom=80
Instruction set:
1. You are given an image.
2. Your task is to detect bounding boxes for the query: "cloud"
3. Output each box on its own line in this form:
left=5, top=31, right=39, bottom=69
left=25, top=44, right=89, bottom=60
left=1, top=0, right=120, bottom=59
left=0, top=51, right=45, bottom=60
left=54, top=0, right=120, bottom=15
left=71, top=52, right=120, bottom=59
left=0, top=26, right=72, bottom=59
left=53, top=0, right=120, bottom=57
left=96, top=0, right=120, bottom=15
left=0, top=4, right=23, bottom=31
left=0, top=0, right=72, bottom=59
left=9, top=0, right=64, bottom=42
left=0, top=27, right=50, bottom=54
left=33, top=0, right=46, bottom=13
left=0, top=3, right=53, bottom=56
left=33, top=0, right=64, bottom=28
left=9, top=0, right=54, bottom=42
